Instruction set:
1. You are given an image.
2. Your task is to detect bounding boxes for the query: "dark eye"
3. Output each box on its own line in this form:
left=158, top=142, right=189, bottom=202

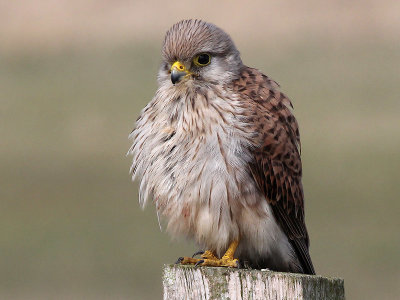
left=193, top=53, right=211, bottom=67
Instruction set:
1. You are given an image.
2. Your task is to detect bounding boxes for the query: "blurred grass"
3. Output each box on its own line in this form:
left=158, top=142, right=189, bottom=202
left=1, top=38, right=399, bottom=299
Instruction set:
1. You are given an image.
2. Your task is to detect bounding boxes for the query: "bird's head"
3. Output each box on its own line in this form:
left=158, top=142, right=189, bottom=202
left=159, top=19, right=243, bottom=87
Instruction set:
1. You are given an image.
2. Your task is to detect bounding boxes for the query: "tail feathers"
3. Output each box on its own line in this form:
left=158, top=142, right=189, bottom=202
left=292, top=239, right=315, bottom=275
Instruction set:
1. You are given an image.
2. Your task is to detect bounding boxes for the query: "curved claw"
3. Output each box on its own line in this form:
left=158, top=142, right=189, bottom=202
left=194, top=259, right=204, bottom=267
left=175, top=257, right=184, bottom=264
left=236, top=260, right=242, bottom=269
left=192, top=250, right=205, bottom=258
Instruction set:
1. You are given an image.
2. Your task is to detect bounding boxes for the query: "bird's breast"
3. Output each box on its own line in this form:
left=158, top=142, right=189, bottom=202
left=129, top=88, right=261, bottom=249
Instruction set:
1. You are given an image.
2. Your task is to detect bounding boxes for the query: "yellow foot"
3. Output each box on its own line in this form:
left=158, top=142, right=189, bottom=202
left=192, top=250, right=219, bottom=260
left=176, top=255, right=240, bottom=268
left=176, top=250, right=219, bottom=266
left=176, top=241, right=240, bottom=268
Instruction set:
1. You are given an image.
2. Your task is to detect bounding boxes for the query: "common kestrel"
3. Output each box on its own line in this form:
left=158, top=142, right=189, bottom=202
left=128, top=19, right=315, bottom=274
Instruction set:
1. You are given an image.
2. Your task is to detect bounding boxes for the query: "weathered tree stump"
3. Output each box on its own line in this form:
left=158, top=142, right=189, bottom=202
left=163, top=264, right=344, bottom=300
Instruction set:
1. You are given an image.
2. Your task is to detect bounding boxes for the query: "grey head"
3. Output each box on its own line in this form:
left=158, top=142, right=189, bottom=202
left=159, top=19, right=243, bottom=86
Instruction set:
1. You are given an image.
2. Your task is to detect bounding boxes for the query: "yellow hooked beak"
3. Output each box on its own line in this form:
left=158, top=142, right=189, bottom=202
left=170, top=61, right=191, bottom=84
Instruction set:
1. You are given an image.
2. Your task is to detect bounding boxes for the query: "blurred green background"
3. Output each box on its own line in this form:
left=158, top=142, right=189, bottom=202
left=1, top=1, right=399, bottom=299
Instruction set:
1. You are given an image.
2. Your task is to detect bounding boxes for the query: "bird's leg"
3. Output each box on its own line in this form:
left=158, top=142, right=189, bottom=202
left=200, top=240, right=239, bottom=268
left=176, top=250, right=219, bottom=265
left=201, top=250, right=219, bottom=260
left=192, top=250, right=219, bottom=260
left=176, top=240, right=240, bottom=268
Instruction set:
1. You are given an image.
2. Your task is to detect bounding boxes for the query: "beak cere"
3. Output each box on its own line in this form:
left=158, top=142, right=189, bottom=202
left=170, top=61, right=189, bottom=84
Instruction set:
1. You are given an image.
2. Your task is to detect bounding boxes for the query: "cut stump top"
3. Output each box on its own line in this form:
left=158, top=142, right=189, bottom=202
left=163, top=264, right=344, bottom=300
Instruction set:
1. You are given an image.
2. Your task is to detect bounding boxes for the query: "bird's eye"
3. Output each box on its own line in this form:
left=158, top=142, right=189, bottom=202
left=193, top=53, right=211, bottom=67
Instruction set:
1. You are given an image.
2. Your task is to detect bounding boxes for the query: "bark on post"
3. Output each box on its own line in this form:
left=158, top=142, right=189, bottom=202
left=163, top=264, right=344, bottom=300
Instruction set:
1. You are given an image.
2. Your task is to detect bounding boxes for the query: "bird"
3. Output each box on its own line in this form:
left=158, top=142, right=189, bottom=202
left=128, top=19, right=315, bottom=275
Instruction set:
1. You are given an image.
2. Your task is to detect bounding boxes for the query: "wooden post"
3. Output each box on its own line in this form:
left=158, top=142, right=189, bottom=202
left=163, top=264, right=344, bottom=300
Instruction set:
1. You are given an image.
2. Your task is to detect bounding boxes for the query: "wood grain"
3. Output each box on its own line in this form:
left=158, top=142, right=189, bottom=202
left=163, top=265, right=344, bottom=300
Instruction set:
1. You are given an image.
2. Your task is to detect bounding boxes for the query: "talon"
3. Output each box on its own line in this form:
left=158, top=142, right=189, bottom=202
left=192, top=250, right=204, bottom=258
left=194, top=259, right=204, bottom=267
left=175, top=256, right=202, bottom=265
left=236, top=260, right=241, bottom=269
left=174, top=241, right=239, bottom=268
left=175, top=257, right=184, bottom=264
